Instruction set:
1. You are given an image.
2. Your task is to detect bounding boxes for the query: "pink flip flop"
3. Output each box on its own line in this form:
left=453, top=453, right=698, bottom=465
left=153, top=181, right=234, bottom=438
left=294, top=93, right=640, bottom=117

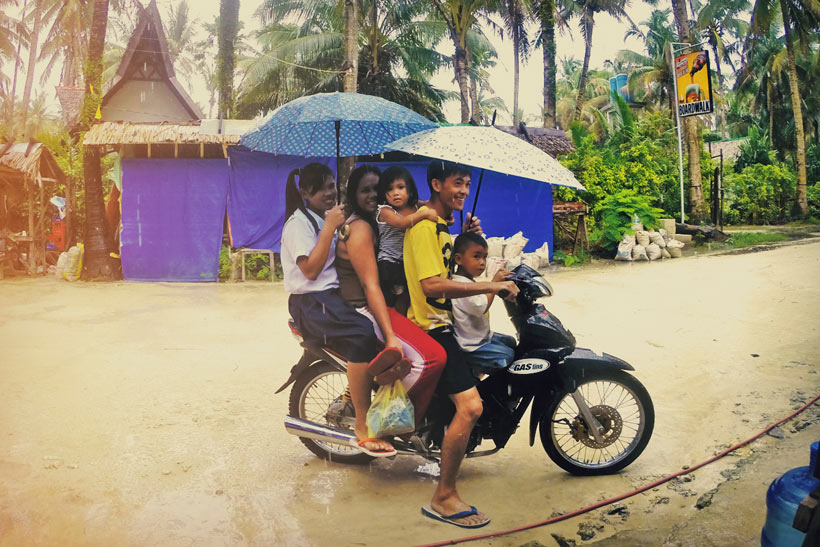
left=366, top=347, right=402, bottom=377
left=373, top=358, right=411, bottom=385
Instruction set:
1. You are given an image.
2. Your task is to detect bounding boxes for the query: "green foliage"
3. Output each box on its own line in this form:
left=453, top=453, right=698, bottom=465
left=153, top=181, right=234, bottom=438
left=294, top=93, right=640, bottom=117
left=727, top=232, right=789, bottom=247
left=558, top=111, right=678, bottom=221
left=734, top=126, right=774, bottom=172
left=552, top=249, right=588, bottom=267
left=218, top=246, right=232, bottom=281
left=723, top=163, right=796, bottom=224
left=217, top=246, right=282, bottom=282
left=807, top=182, right=820, bottom=218
left=591, top=189, right=664, bottom=254
left=807, top=143, right=820, bottom=187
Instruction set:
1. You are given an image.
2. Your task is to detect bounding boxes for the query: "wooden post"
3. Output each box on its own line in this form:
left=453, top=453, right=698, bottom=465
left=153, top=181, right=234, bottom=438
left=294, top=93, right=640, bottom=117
left=26, top=181, right=34, bottom=274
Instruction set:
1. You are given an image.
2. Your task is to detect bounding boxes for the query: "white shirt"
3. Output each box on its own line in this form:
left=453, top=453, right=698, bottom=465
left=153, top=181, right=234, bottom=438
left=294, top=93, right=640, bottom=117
left=281, top=208, right=339, bottom=294
left=451, top=274, right=492, bottom=351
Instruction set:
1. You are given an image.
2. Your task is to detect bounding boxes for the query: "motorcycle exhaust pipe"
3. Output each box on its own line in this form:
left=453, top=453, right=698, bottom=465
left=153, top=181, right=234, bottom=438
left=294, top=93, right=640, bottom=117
left=284, top=415, right=356, bottom=446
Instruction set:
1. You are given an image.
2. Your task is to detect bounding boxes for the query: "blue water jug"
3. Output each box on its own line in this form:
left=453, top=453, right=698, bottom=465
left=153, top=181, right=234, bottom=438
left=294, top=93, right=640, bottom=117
left=761, top=441, right=820, bottom=547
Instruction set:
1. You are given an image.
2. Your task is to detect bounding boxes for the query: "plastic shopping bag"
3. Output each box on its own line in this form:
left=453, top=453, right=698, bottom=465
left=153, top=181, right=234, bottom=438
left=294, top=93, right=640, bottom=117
left=366, top=380, right=415, bottom=438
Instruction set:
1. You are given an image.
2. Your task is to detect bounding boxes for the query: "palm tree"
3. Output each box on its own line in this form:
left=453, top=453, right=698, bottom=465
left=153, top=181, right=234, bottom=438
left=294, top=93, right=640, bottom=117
left=164, top=0, right=200, bottom=94
left=428, top=0, right=499, bottom=123
left=734, top=28, right=786, bottom=145
left=38, top=0, right=90, bottom=87
left=568, top=0, right=633, bottom=123
left=670, top=0, right=707, bottom=222
left=750, top=0, right=820, bottom=217
left=693, top=0, right=749, bottom=90
left=217, top=0, right=240, bottom=118
left=617, top=8, right=676, bottom=111
left=555, top=56, right=611, bottom=133
left=465, top=31, right=500, bottom=124
left=499, top=0, right=531, bottom=126
left=19, top=0, right=43, bottom=139
left=78, top=0, right=114, bottom=279
left=242, top=0, right=448, bottom=119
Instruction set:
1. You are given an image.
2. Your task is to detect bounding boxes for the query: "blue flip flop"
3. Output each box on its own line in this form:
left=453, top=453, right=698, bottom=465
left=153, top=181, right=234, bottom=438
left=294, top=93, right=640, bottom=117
left=421, top=504, right=490, bottom=529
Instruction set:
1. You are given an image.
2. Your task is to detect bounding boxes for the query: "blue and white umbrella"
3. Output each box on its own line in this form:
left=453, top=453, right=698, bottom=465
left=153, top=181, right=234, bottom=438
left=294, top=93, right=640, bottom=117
left=240, top=92, right=437, bottom=158
left=385, top=125, right=584, bottom=217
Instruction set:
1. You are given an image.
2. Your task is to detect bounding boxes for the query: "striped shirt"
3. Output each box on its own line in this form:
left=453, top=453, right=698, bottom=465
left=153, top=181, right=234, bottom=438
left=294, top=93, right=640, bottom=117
left=377, top=204, right=406, bottom=263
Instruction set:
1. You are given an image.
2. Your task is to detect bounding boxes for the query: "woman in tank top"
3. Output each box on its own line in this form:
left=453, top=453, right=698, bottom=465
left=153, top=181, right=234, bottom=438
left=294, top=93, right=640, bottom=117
left=336, top=165, right=446, bottom=426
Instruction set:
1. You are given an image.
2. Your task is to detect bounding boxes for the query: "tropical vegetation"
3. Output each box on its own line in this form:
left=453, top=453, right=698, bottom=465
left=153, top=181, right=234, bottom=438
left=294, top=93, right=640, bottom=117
left=0, top=0, right=819, bottom=276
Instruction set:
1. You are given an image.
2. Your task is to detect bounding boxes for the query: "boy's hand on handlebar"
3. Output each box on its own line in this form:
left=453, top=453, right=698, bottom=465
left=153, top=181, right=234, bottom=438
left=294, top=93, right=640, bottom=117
left=324, top=205, right=346, bottom=231
left=492, top=268, right=512, bottom=283
left=494, top=280, right=519, bottom=301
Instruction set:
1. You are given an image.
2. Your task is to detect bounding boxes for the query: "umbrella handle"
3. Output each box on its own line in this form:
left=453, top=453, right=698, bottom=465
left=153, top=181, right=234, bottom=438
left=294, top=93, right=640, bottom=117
left=469, top=168, right=486, bottom=221
left=335, top=120, right=341, bottom=204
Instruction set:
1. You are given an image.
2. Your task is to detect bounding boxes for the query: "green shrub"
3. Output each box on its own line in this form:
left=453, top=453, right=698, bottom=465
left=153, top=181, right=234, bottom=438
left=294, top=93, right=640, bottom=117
left=727, top=232, right=789, bottom=247
left=723, top=163, right=796, bottom=224
left=590, top=189, right=664, bottom=254
left=217, top=246, right=282, bottom=282
left=808, top=182, right=820, bottom=218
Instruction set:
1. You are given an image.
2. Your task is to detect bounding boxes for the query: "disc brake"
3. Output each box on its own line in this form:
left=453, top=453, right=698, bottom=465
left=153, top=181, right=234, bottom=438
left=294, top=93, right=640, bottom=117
left=570, top=405, right=623, bottom=449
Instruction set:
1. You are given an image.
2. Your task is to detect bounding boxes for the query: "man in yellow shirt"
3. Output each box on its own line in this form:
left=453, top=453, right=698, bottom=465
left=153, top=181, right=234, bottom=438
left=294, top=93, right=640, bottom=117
left=404, top=160, right=518, bottom=529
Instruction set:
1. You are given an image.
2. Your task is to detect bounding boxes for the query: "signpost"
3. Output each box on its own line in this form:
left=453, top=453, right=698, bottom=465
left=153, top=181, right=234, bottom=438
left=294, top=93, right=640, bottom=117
left=669, top=42, right=713, bottom=223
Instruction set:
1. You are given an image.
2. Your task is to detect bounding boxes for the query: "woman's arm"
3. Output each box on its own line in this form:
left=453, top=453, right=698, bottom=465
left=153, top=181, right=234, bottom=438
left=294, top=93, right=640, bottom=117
left=346, top=221, right=402, bottom=351
left=296, top=205, right=345, bottom=280
left=378, top=206, right=438, bottom=229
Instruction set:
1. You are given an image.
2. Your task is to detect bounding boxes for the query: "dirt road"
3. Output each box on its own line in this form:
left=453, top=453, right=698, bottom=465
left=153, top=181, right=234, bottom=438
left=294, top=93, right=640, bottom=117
left=1, top=240, right=819, bottom=546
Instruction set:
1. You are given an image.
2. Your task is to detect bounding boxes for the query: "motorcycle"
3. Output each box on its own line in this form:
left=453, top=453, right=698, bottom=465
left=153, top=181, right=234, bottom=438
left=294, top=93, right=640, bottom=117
left=277, top=264, right=654, bottom=476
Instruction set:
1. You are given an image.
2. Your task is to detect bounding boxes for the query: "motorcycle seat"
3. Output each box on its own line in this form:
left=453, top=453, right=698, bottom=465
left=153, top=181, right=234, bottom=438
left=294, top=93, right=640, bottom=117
left=287, top=320, right=349, bottom=364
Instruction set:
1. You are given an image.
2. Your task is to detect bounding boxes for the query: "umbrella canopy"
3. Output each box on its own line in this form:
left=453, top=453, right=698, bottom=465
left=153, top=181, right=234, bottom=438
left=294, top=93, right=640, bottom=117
left=385, top=125, right=584, bottom=190
left=239, top=92, right=437, bottom=157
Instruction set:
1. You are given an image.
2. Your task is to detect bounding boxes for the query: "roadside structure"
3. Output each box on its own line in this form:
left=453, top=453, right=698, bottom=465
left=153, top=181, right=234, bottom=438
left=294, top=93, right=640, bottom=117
left=100, top=0, right=202, bottom=123
left=0, top=142, right=67, bottom=277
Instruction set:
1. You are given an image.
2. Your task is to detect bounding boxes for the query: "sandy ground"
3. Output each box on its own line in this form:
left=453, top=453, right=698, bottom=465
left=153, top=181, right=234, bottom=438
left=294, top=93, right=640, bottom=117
left=1, top=240, right=819, bottom=547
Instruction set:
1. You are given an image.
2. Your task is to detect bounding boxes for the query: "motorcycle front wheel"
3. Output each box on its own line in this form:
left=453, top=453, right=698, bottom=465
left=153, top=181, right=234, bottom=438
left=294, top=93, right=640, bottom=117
left=289, top=362, right=374, bottom=465
left=539, top=370, right=654, bottom=476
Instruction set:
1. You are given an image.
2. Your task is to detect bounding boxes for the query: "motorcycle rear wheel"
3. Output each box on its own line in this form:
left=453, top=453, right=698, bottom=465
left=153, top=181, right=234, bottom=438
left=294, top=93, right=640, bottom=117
left=289, top=362, right=374, bottom=465
left=539, top=370, right=654, bottom=476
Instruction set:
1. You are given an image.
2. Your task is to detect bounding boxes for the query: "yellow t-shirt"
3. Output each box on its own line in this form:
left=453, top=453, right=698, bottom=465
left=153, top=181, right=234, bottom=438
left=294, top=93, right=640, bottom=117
left=403, top=207, right=453, bottom=331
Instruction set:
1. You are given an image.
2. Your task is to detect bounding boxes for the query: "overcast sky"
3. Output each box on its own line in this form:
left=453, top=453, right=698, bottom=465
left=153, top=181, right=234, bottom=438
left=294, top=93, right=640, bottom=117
left=7, top=0, right=657, bottom=125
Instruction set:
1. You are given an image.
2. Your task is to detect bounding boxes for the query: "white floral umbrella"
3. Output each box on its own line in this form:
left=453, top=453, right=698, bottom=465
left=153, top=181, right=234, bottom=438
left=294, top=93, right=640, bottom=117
left=386, top=124, right=583, bottom=190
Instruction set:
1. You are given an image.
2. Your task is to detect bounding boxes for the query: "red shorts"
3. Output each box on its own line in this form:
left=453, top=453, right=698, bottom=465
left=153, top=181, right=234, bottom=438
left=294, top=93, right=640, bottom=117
left=356, top=307, right=446, bottom=424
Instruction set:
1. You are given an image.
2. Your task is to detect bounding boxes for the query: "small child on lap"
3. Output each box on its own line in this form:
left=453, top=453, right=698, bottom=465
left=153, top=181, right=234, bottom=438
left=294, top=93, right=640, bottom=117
left=451, top=232, right=517, bottom=372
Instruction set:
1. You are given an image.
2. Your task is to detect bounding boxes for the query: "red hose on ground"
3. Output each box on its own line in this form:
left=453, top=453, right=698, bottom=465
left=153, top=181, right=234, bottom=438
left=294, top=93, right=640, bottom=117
left=416, top=392, right=820, bottom=547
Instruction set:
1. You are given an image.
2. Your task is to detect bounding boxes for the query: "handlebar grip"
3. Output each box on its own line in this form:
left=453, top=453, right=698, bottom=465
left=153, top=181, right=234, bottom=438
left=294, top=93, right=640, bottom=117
left=498, top=289, right=510, bottom=299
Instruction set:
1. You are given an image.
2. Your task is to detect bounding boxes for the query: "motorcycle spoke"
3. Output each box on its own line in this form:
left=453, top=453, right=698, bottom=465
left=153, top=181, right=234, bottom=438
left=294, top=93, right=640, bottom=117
left=549, top=378, right=647, bottom=468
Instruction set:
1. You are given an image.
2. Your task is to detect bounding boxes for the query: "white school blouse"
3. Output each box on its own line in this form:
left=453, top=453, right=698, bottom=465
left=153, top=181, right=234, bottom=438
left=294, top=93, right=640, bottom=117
left=281, top=208, right=339, bottom=294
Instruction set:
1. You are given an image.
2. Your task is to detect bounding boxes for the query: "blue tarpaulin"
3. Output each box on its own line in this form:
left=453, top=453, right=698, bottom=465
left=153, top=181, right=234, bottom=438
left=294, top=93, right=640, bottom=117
left=225, top=156, right=552, bottom=256
left=226, top=149, right=335, bottom=253
left=121, top=159, right=229, bottom=282
left=119, top=153, right=553, bottom=283
left=367, top=161, right=553, bottom=255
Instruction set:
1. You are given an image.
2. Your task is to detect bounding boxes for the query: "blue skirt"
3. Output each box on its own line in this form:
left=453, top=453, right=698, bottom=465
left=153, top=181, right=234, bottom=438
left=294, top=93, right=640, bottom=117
left=288, top=289, right=382, bottom=363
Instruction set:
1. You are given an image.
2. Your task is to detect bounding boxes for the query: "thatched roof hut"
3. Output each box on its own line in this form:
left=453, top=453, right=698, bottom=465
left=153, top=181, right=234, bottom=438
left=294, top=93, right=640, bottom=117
left=82, top=120, right=256, bottom=159
left=0, top=142, right=67, bottom=276
left=495, top=125, right=575, bottom=158
left=0, top=142, right=64, bottom=185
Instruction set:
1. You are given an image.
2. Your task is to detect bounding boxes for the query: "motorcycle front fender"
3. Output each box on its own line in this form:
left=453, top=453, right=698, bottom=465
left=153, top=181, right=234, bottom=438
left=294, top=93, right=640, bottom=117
left=562, top=347, right=634, bottom=375
left=527, top=348, right=635, bottom=445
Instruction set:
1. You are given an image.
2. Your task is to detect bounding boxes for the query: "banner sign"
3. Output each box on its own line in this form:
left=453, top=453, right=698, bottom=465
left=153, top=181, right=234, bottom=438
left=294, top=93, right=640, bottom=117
left=675, top=50, right=713, bottom=118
